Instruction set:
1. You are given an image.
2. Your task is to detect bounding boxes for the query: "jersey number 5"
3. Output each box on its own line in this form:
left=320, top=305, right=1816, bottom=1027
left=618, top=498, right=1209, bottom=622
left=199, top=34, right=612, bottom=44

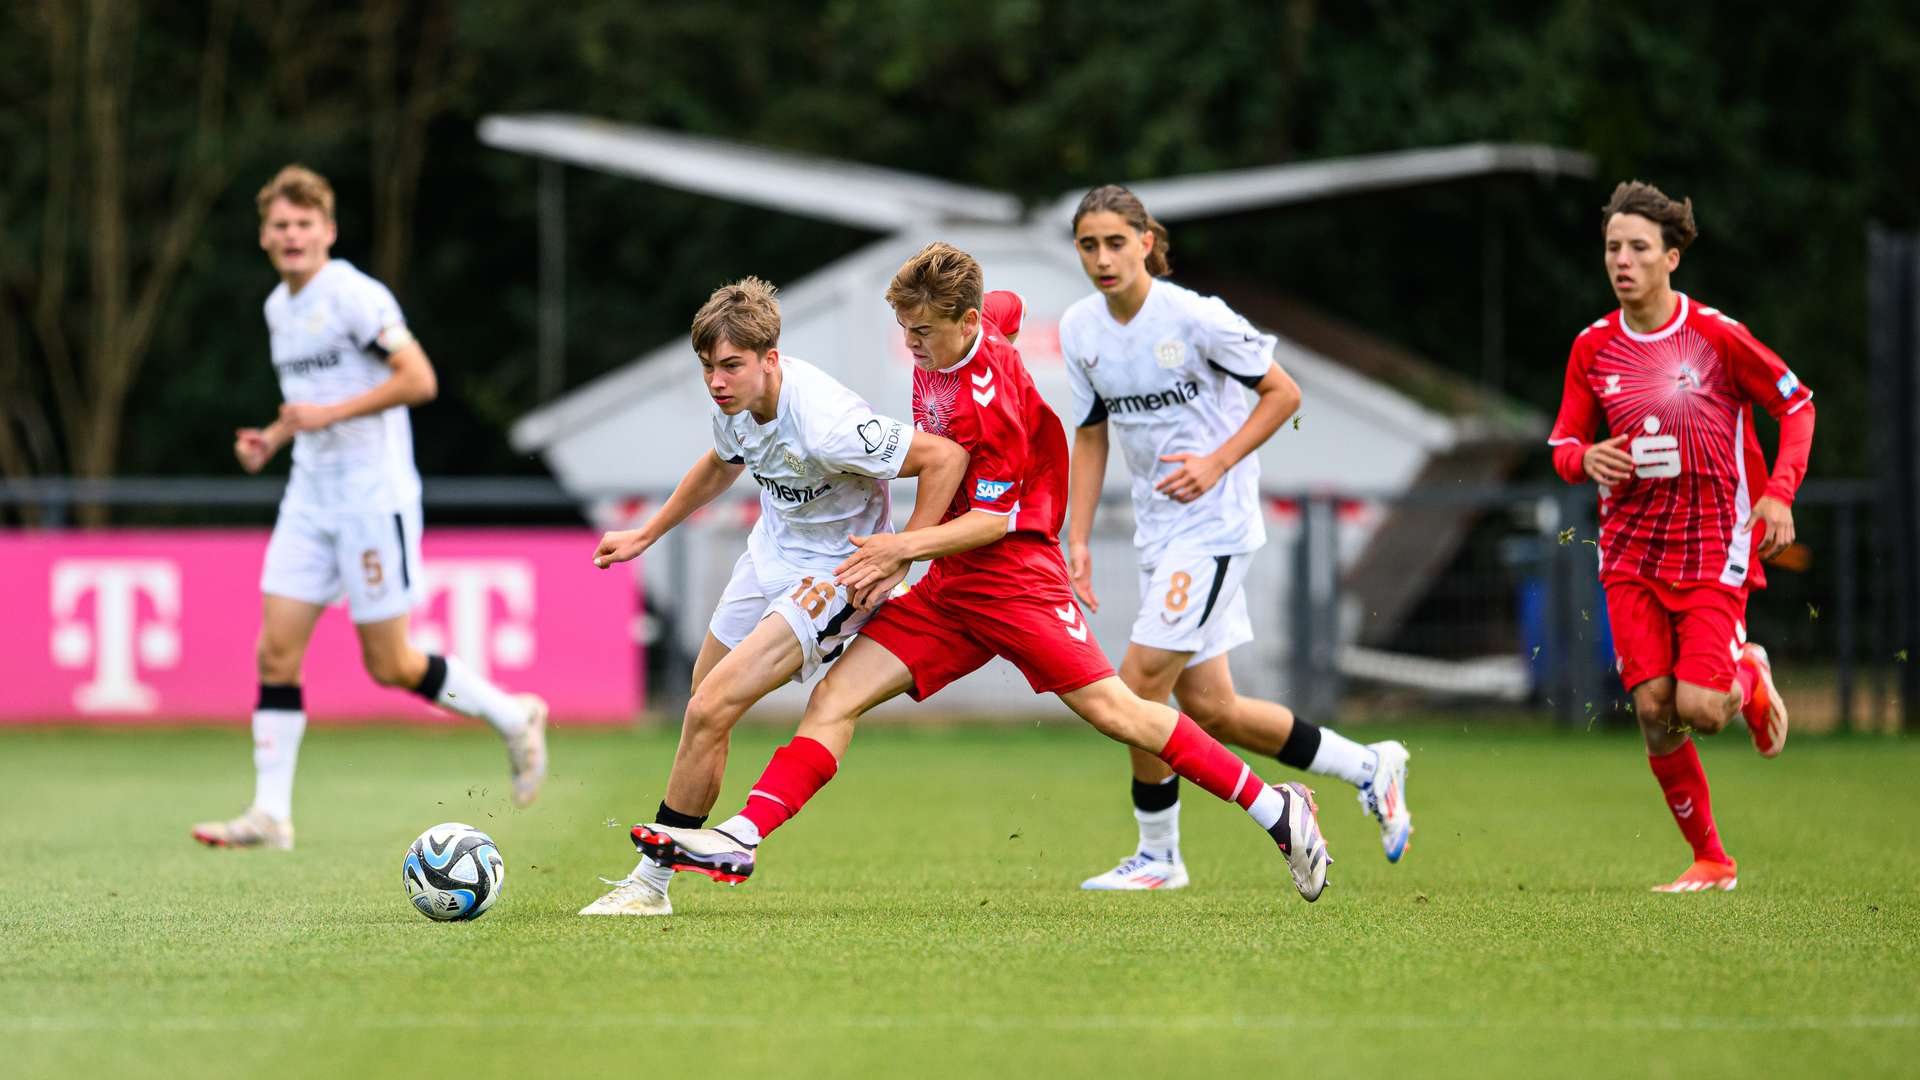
left=1630, top=434, right=1681, bottom=479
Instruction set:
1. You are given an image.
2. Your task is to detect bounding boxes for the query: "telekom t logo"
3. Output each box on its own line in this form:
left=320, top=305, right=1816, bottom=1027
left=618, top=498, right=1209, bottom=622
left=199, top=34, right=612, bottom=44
left=409, top=560, right=536, bottom=679
left=49, top=559, right=183, bottom=712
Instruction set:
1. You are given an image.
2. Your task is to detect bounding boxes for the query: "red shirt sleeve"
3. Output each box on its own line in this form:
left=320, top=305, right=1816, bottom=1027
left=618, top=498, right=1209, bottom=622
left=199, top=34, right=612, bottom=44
left=982, top=290, right=1025, bottom=341
left=1548, top=335, right=1602, bottom=484
left=1717, top=314, right=1816, bottom=504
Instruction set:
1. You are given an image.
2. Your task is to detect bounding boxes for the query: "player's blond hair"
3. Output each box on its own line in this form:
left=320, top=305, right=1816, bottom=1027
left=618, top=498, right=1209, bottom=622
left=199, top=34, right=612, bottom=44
left=1602, top=180, right=1697, bottom=252
left=690, top=276, right=782, bottom=357
left=256, top=164, right=335, bottom=222
left=885, top=242, right=983, bottom=323
left=1072, top=185, right=1172, bottom=277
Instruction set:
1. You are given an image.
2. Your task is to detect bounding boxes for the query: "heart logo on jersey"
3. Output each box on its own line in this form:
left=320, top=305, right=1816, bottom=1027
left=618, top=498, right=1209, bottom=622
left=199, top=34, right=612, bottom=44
left=1155, top=341, right=1185, bottom=369
left=857, top=419, right=883, bottom=453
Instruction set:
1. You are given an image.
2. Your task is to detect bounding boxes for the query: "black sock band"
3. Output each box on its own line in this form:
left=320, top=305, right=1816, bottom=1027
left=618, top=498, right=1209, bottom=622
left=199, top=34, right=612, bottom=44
left=655, top=802, right=708, bottom=829
left=256, top=683, right=303, bottom=712
left=1277, top=718, right=1323, bottom=770
left=1131, top=776, right=1180, bottom=813
left=413, top=654, right=449, bottom=702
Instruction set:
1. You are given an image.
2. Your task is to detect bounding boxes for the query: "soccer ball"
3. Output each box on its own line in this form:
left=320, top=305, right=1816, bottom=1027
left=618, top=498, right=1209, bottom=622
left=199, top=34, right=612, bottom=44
left=402, top=822, right=505, bottom=921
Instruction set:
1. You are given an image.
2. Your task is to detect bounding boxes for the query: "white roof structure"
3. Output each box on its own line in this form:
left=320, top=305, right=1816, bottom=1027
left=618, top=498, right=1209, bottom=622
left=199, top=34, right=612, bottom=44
left=487, top=116, right=1585, bottom=712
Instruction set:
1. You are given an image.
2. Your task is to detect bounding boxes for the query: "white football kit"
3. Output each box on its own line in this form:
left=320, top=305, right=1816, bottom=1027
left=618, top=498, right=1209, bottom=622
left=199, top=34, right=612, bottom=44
left=1060, top=279, right=1276, bottom=664
left=258, top=259, right=425, bottom=623
left=707, top=355, right=914, bottom=681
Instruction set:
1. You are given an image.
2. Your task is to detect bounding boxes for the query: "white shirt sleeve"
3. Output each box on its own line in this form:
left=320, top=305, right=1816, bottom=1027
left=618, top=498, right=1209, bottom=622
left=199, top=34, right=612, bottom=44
left=808, top=399, right=914, bottom=481
left=1194, top=295, right=1274, bottom=387
left=339, top=276, right=413, bottom=358
left=1060, top=315, right=1106, bottom=426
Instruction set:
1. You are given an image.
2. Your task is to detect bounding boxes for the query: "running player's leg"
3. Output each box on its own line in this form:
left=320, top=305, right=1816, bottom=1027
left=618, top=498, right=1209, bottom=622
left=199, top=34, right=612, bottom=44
left=192, top=592, right=325, bottom=850
left=1082, top=644, right=1190, bottom=889
left=1058, top=676, right=1330, bottom=901
left=343, top=507, right=548, bottom=805
left=635, top=584, right=980, bottom=883
left=1610, top=578, right=1736, bottom=891
left=194, top=504, right=336, bottom=850
left=1174, top=654, right=1411, bottom=863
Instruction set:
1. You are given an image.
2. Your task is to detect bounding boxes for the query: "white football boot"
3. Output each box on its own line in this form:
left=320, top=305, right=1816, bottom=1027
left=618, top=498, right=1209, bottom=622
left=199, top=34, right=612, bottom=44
left=1358, top=740, right=1412, bottom=863
left=191, top=806, right=294, bottom=851
left=507, top=693, right=549, bottom=808
left=579, top=874, right=673, bottom=916
left=1270, top=782, right=1331, bottom=902
left=1080, top=851, right=1190, bottom=891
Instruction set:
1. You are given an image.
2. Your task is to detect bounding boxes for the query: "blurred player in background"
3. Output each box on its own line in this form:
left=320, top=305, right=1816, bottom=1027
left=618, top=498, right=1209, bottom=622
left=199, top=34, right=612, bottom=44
left=1549, top=180, right=1814, bottom=892
left=191, top=165, right=548, bottom=851
left=579, top=277, right=967, bottom=916
left=634, top=243, right=1333, bottom=905
left=1061, top=185, right=1411, bottom=890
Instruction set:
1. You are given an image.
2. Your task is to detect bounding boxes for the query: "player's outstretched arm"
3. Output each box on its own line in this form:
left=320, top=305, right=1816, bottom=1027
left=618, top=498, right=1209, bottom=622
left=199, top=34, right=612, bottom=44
left=836, top=509, right=1009, bottom=598
left=594, top=450, right=744, bottom=568
left=1156, top=362, right=1300, bottom=504
left=1067, top=422, right=1110, bottom=612
left=279, top=342, right=438, bottom=433
left=894, top=432, right=969, bottom=532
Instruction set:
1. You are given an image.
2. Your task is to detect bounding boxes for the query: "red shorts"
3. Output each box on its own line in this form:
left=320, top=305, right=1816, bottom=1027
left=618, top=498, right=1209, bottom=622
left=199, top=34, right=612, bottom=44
left=860, top=534, right=1115, bottom=701
left=1603, top=575, right=1747, bottom=693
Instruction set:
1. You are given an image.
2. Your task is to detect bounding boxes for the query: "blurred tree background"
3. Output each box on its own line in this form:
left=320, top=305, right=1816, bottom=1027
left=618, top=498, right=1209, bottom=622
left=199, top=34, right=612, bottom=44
left=3, top=0, right=1915, bottom=500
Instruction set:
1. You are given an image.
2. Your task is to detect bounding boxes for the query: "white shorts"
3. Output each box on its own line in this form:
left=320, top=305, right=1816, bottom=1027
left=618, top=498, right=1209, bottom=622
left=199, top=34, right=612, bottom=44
left=709, top=550, right=872, bottom=683
left=1130, top=550, right=1255, bottom=667
left=260, top=501, right=424, bottom=624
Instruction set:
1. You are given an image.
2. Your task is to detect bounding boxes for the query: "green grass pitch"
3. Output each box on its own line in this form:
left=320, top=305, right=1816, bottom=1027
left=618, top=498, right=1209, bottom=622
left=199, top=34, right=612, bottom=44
left=3, top=721, right=1916, bottom=1078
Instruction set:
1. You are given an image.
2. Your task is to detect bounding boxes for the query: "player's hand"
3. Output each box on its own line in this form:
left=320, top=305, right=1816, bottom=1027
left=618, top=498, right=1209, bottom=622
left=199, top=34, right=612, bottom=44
left=1068, top=540, right=1099, bottom=613
left=278, top=401, right=339, bottom=433
left=593, top=529, right=653, bottom=568
left=1582, top=435, right=1632, bottom=485
left=1744, top=495, right=1795, bottom=562
left=233, top=428, right=275, bottom=474
left=1155, top=452, right=1225, bottom=503
left=834, top=532, right=913, bottom=593
left=850, top=565, right=910, bottom=610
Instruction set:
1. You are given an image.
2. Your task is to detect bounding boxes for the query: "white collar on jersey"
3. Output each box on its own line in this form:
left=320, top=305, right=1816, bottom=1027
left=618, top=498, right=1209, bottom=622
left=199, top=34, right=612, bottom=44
left=1619, top=292, right=1690, bottom=343
left=931, top=324, right=986, bottom=375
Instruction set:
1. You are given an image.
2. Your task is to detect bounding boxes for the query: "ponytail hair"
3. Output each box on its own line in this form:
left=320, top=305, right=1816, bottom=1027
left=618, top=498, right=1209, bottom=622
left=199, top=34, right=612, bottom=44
left=1073, top=184, right=1172, bottom=277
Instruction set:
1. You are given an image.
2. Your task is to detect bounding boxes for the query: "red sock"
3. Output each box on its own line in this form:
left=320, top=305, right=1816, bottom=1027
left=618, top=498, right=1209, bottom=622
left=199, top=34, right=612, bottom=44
left=739, top=737, right=839, bottom=839
left=1157, top=713, right=1266, bottom=811
left=1733, top=661, right=1764, bottom=723
left=1648, top=740, right=1730, bottom=864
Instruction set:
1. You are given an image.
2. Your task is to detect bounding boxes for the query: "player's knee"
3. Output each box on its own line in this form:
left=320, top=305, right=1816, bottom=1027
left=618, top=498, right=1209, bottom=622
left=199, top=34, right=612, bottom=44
left=683, top=685, right=743, bottom=737
left=1677, top=697, right=1728, bottom=734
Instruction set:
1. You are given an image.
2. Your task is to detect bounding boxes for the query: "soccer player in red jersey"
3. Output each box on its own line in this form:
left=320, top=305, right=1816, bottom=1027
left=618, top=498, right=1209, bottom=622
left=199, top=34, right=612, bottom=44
left=635, top=242, right=1332, bottom=903
left=1549, top=181, right=1814, bottom=893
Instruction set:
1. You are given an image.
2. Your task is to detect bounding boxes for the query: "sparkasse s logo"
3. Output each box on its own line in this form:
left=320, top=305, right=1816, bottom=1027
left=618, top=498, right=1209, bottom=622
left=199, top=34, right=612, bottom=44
left=974, top=479, right=1013, bottom=502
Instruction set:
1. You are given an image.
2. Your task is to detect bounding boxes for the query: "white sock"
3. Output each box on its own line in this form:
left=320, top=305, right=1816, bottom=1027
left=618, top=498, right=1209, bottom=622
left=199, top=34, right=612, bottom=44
left=251, top=707, right=306, bottom=822
left=1246, top=784, right=1286, bottom=830
left=636, top=856, right=675, bottom=893
left=431, top=655, right=529, bottom=738
left=1135, top=804, right=1181, bottom=862
left=716, top=814, right=762, bottom=848
left=1309, top=728, right=1378, bottom=788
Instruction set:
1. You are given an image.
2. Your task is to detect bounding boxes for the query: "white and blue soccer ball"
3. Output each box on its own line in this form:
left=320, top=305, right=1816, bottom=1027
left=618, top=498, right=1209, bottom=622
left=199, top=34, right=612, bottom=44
left=403, top=822, right=505, bottom=921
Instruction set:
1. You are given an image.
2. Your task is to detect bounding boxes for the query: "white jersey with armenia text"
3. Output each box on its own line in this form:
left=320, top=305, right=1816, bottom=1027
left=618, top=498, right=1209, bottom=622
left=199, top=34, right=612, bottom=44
left=711, top=355, right=915, bottom=575
left=265, top=258, right=421, bottom=511
left=1060, top=279, right=1273, bottom=564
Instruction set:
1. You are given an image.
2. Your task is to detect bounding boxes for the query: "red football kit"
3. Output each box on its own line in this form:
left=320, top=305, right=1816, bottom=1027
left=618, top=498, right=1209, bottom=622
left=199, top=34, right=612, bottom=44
left=1549, top=294, right=1815, bottom=691
left=858, top=290, right=1116, bottom=699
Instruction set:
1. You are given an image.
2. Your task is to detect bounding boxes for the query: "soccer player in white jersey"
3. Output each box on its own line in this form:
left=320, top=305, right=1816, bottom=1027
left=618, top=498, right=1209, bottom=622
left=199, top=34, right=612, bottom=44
left=191, top=165, right=549, bottom=851
left=1060, top=185, right=1412, bottom=889
left=579, top=277, right=967, bottom=916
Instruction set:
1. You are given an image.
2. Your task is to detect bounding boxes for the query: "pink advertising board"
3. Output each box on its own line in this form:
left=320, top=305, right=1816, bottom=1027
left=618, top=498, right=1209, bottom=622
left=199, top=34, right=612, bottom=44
left=0, top=529, right=639, bottom=724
